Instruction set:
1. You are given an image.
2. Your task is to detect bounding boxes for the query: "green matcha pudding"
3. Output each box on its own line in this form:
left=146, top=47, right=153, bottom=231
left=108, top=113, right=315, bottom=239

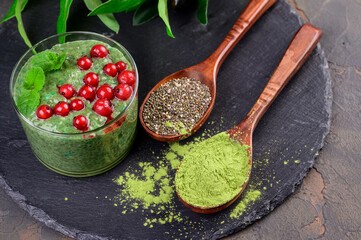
left=10, top=32, right=138, bottom=177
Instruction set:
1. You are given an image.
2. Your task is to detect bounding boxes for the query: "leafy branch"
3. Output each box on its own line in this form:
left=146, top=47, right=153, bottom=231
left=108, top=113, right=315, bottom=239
left=17, top=51, right=67, bottom=116
left=1, top=0, right=209, bottom=47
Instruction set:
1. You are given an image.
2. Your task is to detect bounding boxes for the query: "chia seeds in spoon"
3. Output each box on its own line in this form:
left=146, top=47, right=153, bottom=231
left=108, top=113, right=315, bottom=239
left=143, top=77, right=211, bottom=136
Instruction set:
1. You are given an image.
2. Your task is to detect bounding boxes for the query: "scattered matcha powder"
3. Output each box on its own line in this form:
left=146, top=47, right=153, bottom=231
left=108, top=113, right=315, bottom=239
left=113, top=163, right=173, bottom=208
left=230, top=189, right=261, bottom=219
left=175, top=132, right=251, bottom=207
left=112, top=160, right=185, bottom=227
left=165, top=121, right=173, bottom=128
left=109, top=122, right=277, bottom=234
left=165, top=151, right=180, bottom=170
left=179, top=128, right=188, bottom=135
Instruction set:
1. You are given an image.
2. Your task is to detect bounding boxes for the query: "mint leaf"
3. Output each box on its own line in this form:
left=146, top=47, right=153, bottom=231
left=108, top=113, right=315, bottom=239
left=31, top=51, right=66, bottom=71
left=23, top=71, right=35, bottom=90
left=31, top=51, right=57, bottom=70
left=23, top=67, right=45, bottom=91
left=17, top=90, right=40, bottom=116
left=158, top=0, right=174, bottom=38
left=53, top=52, right=66, bottom=70
left=0, top=0, right=28, bottom=24
left=32, top=68, right=45, bottom=91
left=18, top=51, right=66, bottom=116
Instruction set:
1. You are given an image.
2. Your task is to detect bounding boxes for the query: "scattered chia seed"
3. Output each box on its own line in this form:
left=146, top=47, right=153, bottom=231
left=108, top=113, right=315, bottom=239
left=143, top=77, right=211, bottom=136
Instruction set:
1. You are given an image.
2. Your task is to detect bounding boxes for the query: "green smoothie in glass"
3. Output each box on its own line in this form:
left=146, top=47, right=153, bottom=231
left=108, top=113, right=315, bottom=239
left=10, top=32, right=138, bottom=177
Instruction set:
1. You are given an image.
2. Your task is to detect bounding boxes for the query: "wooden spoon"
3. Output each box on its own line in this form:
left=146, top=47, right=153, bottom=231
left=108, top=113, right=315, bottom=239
left=140, top=0, right=278, bottom=142
left=176, top=23, right=323, bottom=214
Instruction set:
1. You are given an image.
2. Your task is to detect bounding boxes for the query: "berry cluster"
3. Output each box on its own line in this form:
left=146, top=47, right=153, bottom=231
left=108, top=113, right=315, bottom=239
left=35, top=44, right=136, bottom=132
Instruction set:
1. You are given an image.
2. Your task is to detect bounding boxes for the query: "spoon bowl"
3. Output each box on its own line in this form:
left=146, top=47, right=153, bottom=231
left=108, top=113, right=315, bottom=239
left=140, top=0, right=278, bottom=142
left=176, top=23, right=323, bottom=214
left=139, top=62, right=216, bottom=142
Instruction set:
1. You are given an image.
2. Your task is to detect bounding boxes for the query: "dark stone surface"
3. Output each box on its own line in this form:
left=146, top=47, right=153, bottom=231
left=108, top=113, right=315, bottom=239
left=225, top=1, right=361, bottom=239
left=0, top=0, right=333, bottom=239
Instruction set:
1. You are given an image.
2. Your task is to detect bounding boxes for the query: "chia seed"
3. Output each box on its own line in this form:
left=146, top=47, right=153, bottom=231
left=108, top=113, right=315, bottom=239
left=143, top=77, right=212, bottom=136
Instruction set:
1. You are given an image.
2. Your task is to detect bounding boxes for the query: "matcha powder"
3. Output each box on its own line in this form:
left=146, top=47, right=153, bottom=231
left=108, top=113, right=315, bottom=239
left=113, top=163, right=173, bottom=208
left=230, top=189, right=261, bottom=219
left=175, top=132, right=251, bottom=207
left=109, top=123, right=266, bottom=232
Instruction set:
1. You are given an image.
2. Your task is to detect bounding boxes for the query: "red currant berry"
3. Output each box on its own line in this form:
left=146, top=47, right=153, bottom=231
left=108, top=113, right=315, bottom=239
left=36, top=105, right=53, bottom=119
left=58, top=84, right=75, bottom=99
left=90, top=44, right=108, bottom=58
left=78, top=85, right=96, bottom=102
left=73, top=115, right=89, bottom=131
left=70, top=99, right=85, bottom=111
left=103, top=63, right=117, bottom=77
left=117, top=70, right=136, bottom=86
left=77, top=57, right=93, bottom=70
left=54, top=101, right=70, bottom=117
left=83, top=72, right=99, bottom=87
left=114, top=83, right=132, bottom=100
left=115, top=61, right=127, bottom=72
left=96, top=84, right=114, bottom=100
left=92, top=99, right=114, bottom=117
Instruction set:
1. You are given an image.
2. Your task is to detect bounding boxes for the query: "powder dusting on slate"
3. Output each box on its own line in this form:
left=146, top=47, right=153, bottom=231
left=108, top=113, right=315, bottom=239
left=142, top=77, right=211, bottom=136
left=230, top=189, right=261, bottom=219
left=112, top=161, right=184, bottom=228
left=109, top=121, right=274, bottom=234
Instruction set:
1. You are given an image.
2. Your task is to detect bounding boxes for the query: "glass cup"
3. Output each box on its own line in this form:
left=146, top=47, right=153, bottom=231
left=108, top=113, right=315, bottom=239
left=10, top=32, right=138, bottom=177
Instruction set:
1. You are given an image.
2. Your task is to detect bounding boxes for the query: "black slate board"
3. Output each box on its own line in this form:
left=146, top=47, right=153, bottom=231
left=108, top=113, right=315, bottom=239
left=0, top=0, right=332, bottom=239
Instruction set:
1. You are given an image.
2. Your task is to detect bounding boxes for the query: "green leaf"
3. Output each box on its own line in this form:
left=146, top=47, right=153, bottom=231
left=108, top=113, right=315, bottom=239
left=23, top=67, right=45, bottom=91
left=14, top=0, right=32, bottom=48
left=23, top=72, right=34, bottom=90
left=197, top=0, right=208, bottom=24
left=158, top=0, right=174, bottom=38
left=133, top=0, right=158, bottom=26
left=17, top=90, right=40, bottom=116
left=0, top=0, right=28, bottom=24
left=53, top=52, right=67, bottom=70
left=31, top=51, right=66, bottom=71
left=88, top=0, right=145, bottom=16
left=32, top=67, right=45, bottom=91
left=57, top=0, right=74, bottom=43
left=31, top=51, right=57, bottom=71
left=84, top=0, right=120, bottom=33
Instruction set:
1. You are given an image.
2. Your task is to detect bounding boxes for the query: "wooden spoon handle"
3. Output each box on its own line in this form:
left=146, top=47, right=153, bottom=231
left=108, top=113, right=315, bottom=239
left=206, top=0, right=277, bottom=75
left=243, top=23, right=323, bottom=129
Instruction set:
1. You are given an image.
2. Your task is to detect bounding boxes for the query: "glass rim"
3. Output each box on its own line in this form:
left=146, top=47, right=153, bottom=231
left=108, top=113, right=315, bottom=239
left=10, top=31, right=139, bottom=136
